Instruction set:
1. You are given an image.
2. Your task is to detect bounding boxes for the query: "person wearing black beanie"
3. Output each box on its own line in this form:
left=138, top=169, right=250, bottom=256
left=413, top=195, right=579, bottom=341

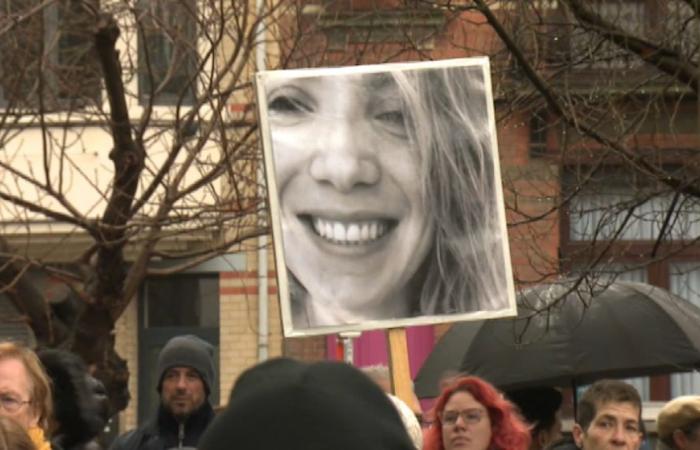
left=110, top=335, right=217, bottom=450
left=506, top=387, right=563, bottom=450
left=199, top=358, right=416, bottom=450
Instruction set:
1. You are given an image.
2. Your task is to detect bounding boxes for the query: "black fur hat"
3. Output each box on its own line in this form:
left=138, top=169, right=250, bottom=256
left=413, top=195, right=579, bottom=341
left=37, top=349, right=108, bottom=449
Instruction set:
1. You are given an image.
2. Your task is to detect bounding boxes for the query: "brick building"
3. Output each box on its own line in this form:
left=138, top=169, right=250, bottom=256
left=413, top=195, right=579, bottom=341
left=1, top=0, right=698, bottom=440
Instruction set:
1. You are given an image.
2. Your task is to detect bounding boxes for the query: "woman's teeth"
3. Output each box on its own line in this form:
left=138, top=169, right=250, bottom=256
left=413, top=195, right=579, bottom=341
left=312, top=218, right=388, bottom=244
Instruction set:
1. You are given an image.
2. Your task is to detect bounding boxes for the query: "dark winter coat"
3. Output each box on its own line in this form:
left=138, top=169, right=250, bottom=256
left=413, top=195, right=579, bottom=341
left=109, top=403, right=215, bottom=450
left=544, top=437, right=579, bottom=450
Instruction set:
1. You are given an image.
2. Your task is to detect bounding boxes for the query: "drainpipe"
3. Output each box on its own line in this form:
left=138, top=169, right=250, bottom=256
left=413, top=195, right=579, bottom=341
left=256, top=0, right=269, bottom=362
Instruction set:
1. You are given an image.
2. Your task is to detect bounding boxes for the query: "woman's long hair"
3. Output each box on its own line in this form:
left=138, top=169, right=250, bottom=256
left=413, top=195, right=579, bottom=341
left=393, top=65, right=509, bottom=315
left=424, top=376, right=531, bottom=450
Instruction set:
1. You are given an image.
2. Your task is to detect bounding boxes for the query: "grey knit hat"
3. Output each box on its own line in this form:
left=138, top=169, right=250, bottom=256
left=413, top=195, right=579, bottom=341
left=156, top=335, right=215, bottom=395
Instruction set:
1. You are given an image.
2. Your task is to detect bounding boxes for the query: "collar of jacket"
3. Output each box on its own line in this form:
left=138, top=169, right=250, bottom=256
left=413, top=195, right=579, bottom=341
left=150, top=402, right=215, bottom=447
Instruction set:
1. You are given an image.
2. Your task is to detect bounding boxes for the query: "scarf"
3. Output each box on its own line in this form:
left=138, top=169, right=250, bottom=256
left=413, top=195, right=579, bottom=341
left=27, top=426, right=52, bottom=450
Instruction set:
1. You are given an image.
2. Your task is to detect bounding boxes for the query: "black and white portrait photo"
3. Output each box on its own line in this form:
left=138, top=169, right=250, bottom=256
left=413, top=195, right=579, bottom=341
left=255, top=58, right=517, bottom=336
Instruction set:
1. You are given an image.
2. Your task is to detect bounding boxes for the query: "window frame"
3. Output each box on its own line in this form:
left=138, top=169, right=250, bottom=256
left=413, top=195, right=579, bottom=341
left=136, top=0, right=198, bottom=107
left=0, top=0, right=101, bottom=111
left=560, top=164, right=700, bottom=400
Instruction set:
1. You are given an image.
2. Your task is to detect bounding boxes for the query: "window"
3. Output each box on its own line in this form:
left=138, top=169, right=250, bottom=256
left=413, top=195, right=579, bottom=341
left=312, top=1, right=445, bottom=51
left=0, top=0, right=100, bottom=110
left=563, top=167, right=700, bottom=400
left=143, top=275, right=219, bottom=327
left=567, top=171, right=700, bottom=242
left=137, top=0, right=197, bottom=106
left=670, top=263, right=700, bottom=396
left=546, top=0, right=657, bottom=70
left=529, top=110, right=548, bottom=158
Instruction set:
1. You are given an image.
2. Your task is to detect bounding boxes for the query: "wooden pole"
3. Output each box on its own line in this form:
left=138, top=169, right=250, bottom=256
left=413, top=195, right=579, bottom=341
left=387, top=327, right=421, bottom=412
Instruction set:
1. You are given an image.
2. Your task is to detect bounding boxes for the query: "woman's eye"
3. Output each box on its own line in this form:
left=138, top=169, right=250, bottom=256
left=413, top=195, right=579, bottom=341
left=375, top=110, right=404, bottom=126
left=268, top=95, right=311, bottom=114
left=374, top=110, right=408, bottom=137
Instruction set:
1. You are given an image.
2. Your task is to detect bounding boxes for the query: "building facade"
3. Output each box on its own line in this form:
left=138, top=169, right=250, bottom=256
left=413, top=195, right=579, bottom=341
left=1, top=0, right=698, bottom=440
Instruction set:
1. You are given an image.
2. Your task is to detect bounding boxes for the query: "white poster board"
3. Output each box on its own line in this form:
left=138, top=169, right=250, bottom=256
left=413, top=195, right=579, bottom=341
left=256, top=58, right=516, bottom=337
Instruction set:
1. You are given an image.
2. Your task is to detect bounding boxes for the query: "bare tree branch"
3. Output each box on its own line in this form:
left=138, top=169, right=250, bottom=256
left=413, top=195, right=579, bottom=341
left=562, top=0, right=698, bottom=93
left=473, top=0, right=700, bottom=200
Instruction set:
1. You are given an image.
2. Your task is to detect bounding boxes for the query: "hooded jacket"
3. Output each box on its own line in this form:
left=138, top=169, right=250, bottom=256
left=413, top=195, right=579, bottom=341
left=198, top=358, right=415, bottom=450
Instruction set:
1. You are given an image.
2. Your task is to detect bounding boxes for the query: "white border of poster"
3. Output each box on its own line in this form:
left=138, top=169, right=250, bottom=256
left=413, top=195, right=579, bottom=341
left=256, top=57, right=516, bottom=337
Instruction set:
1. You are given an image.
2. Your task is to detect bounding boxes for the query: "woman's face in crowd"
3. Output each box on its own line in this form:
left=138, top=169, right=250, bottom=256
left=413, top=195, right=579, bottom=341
left=0, top=357, right=39, bottom=430
left=267, top=73, right=433, bottom=324
left=441, top=391, right=492, bottom=450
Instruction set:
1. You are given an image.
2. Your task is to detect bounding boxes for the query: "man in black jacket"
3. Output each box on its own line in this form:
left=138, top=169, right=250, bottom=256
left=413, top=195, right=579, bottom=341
left=109, top=335, right=216, bottom=450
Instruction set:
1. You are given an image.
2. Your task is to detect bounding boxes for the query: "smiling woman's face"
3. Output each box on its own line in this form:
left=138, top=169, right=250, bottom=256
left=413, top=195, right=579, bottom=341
left=266, top=72, right=434, bottom=326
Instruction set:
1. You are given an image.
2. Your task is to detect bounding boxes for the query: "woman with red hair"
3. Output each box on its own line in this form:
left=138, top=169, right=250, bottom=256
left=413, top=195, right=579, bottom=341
left=424, top=376, right=531, bottom=450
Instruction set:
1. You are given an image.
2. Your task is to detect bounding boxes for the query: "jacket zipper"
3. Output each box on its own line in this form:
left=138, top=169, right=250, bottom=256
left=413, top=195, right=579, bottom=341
left=178, top=422, right=185, bottom=448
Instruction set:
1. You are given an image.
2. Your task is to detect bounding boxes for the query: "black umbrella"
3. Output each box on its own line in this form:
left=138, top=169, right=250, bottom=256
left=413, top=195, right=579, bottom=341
left=414, top=279, right=700, bottom=398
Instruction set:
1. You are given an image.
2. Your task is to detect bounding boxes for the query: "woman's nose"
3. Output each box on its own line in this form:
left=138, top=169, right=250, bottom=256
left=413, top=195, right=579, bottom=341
left=309, top=120, right=380, bottom=192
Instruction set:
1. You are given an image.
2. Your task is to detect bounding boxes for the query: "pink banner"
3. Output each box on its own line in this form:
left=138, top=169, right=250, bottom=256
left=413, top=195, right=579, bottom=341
left=326, top=326, right=436, bottom=411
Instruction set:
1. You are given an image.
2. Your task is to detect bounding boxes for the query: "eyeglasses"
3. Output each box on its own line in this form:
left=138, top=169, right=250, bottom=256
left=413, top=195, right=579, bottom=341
left=440, top=409, right=486, bottom=427
left=0, top=395, right=31, bottom=413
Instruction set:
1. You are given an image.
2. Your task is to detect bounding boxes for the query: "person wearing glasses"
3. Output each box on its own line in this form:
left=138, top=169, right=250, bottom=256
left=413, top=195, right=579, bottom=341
left=424, top=376, right=530, bottom=450
left=0, top=341, right=53, bottom=450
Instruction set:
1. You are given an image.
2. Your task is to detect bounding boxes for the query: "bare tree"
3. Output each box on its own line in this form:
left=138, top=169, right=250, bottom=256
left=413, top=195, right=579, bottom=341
left=1, top=0, right=699, bottom=412
left=466, top=0, right=700, bottom=293
left=279, top=0, right=700, bottom=311
left=0, top=0, right=293, bottom=413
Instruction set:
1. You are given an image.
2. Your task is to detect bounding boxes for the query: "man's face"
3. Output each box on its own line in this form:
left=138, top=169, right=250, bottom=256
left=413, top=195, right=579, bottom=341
left=161, top=367, right=206, bottom=420
left=0, top=357, right=39, bottom=429
left=573, top=401, right=642, bottom=450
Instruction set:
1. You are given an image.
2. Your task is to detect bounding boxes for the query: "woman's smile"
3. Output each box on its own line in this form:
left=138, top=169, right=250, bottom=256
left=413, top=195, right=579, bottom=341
left=308, top=216, right=394, bottom=245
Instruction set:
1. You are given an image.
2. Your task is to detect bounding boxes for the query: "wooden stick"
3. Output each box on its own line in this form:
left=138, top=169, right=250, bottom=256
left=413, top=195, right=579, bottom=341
left=387, top=327, right=421, bottom=412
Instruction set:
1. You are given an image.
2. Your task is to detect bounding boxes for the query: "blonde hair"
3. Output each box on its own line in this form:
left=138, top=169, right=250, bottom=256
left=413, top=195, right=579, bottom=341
left=393, top=65, right=508, bottom=315
left=0, top=416, right=35, bottom=450
left=0, top=342, right=53, bottom=433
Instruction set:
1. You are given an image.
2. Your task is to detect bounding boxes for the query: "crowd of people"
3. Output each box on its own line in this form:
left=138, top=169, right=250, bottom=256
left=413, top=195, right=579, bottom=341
left=1, top=335, right=699, bottom=450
